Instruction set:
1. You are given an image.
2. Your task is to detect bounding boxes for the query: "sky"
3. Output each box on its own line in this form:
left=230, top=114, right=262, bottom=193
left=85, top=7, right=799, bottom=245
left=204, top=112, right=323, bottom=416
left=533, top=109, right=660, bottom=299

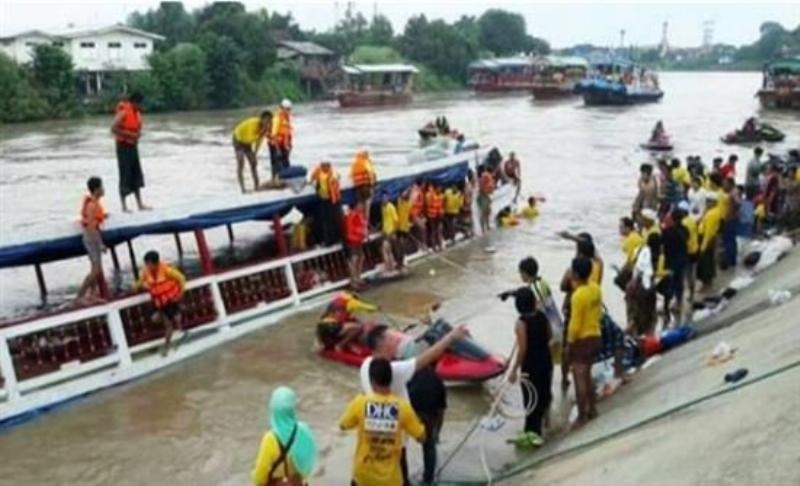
left=1, top=1, right=798, bottom=48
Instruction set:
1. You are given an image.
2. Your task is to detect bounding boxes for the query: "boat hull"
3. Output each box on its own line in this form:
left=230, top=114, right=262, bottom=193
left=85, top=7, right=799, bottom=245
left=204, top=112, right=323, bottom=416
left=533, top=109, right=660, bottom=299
left=531, top=84, right=578, bottom=100
left=758, top=89, right=800, bottom=110
left=578, top=79, right=663, bottom=106
left=472, top=82, right=535, bottom=93
left=337, top=91, right=412, bottom=108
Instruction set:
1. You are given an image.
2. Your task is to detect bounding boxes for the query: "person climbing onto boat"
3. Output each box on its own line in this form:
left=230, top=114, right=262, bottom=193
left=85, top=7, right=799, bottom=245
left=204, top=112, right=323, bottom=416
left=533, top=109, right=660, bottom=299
left=251, top=386, right=318, bottom=486
left=507, top=286, right=552, bottom=447
left=340, top=358, right=426, bottom=486
left=425, top=183, right=444, bottom=251
left=309, top=161, right=342, bottom=247
left=232, top=111, right=272, bottom=193
left=650, top=120, right=666, bottom=142
left=504, top=152, right=522, bottom=201
left=350, top=148, right=377, bottom=223
left=111, top=92, right=150, bottom=212
left=77, top=176, right=107, bottom=304
left=269, top=99, right=293, bottom=180
left=135, top=250, right=186, bottom=356
left=565, top=256, right=602, bottom=429
left=343, top=201, right=368, bottom=290
left=380, top=193, right=400, bottom=273
left=316, top=292, right=378, bottom=353
left=478, top=166, right=495, bottom=234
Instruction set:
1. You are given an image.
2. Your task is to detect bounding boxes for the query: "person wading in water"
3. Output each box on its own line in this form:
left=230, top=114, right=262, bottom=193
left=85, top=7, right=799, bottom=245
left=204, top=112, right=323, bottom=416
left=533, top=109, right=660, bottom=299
left=111, top=92, right=150, bottom=212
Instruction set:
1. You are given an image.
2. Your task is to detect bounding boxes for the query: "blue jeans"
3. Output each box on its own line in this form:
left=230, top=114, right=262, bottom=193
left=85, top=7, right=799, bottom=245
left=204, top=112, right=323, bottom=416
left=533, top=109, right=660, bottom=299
left=722, top=220, right=738, bottom=268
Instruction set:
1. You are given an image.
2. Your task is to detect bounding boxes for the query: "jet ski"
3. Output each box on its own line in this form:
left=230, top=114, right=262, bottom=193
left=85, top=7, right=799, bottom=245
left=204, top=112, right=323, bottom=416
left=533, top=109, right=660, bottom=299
left=640, top=136, right=673, bottom=152
left=319, top=319, right=506, bottom=384
left=721, top=123, right=785, bottom=144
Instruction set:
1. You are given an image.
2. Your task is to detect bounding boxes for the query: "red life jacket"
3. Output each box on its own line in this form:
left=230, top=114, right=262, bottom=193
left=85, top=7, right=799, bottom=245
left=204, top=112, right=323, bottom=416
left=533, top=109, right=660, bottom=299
left=114, top=101, right=142, bottom=145
left=143, top=263, right=182, bottom=308
left=344, top=209, right=367, bottom=246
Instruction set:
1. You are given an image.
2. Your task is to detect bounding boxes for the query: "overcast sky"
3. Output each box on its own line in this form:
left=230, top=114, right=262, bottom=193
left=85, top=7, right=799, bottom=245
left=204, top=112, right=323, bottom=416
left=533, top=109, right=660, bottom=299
left=1, top=1, right=798, bottom=48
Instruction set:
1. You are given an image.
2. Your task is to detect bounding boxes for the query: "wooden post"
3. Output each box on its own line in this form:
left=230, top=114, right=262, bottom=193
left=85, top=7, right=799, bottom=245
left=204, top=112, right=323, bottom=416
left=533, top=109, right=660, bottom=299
left=272, top=214, right=288, bottom=257
left=127, top=240, right=139, bottom=281
left=34, top=263, right=47, bottom=306
left=194, top=229, right=215, bottom=275
left=226, top=224, right=235, bottom=245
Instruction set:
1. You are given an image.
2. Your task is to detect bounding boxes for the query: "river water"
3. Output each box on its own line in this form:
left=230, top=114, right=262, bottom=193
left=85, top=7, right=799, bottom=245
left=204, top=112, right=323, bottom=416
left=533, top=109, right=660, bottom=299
left=1, top=72, right=798, bottom=484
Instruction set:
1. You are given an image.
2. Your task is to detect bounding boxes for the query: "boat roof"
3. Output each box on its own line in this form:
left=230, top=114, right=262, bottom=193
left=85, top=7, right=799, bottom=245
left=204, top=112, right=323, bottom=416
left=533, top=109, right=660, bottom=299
left=342, top=64, right=419, bottom=75
left=541, top=55, right=589, bottom=68
left=0, top=155, right=468, bottom=269
left=468, top=57, right=533, bottom=70
left=767, top=57, right=800, bottom=74
left=585, top=52, right=634, bottom=68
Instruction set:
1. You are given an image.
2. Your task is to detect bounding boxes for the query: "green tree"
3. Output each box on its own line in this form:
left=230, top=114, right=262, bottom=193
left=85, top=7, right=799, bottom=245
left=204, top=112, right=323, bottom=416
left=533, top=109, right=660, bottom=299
left=350, top=45, right=404, bottom=64
left=0, top=53, right=48, bottom=122
left=399, top=15, right=477, bottom=82
left=200, top=34, right=242, bottom=108
left=367, top=14, right=394, bottom=46
left=478, top=9, right=528, bottom=56
left=128, top=2, right=194, bottom=48
left=150, top=43, right=209, bottom=110
left=31, top=45, right=79, bottom=117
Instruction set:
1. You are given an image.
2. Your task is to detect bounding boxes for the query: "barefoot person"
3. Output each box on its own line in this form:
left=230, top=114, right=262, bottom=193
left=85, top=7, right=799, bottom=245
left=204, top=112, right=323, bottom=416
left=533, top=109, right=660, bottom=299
left=232, top=111, right=272, bottom=193
left=77, top=177, right=107, bottom=303
left=136, top=251, right=186, bottom=356
left=111, top=92, right=149, bottom=212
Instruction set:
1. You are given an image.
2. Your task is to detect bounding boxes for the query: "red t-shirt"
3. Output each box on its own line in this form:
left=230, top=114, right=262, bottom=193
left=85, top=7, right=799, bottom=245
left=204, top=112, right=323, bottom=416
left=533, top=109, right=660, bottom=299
left=344, top=210, right=367, bottom=247
left=720, top=163, right=736, bottom=179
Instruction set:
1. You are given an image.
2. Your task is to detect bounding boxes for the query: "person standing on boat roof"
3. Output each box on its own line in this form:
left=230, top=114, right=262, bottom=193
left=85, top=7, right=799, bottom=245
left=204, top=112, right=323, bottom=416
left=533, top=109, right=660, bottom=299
left=135, top=250, right=186, bottom=356
left=350, top=148, right=377, bottom=223
left=77, top=176, right=107, bottom=304
left=269, top=99, right=293, bottom=181
left=232, top=111, right=272, bottom=193
left=111, top=92, right=150, bottom=212
left=309, top=161, right=342, bottom=247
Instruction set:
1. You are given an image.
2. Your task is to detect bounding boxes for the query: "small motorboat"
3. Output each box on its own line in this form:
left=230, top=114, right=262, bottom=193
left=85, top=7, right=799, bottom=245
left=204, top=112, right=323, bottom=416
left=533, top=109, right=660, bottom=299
left=640, top=136, right=674, bottom=152
left=721, top=123, right=786, bottom=144
left=319, top=319, right=506, bottom=384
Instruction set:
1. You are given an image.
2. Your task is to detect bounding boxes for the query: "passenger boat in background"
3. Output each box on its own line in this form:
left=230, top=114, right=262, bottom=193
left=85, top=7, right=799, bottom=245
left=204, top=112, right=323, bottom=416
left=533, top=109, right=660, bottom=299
left=468, top=56, right=537, bottom=93
left=0, top=146, right=515, bottom=425
left=576, top=56, right=664, bottom=105
left=335, top=64, right=418, bottom=108
left=530, top=55, right=589, bottom=100
left=757, top=58, right=800, bottom=110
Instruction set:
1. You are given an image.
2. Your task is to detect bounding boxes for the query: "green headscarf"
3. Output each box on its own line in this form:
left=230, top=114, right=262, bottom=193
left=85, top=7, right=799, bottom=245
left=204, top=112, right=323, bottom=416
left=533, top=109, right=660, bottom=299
left=269, top=386, right=318, bottom=477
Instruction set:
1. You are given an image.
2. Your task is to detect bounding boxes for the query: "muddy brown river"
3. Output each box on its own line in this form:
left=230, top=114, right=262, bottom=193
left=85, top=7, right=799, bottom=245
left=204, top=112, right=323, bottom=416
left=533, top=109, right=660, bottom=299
left=1, top=72, right=798, bottom=484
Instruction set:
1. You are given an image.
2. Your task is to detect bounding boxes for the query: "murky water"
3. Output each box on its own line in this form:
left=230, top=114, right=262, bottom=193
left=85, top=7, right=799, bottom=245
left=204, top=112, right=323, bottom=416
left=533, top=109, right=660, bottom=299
left=1, top=72, right=799, bottom=484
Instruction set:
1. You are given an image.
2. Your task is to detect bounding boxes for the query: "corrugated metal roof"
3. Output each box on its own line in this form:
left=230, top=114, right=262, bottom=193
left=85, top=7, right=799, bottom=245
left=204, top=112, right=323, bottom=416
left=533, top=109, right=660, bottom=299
left=343, top=64, right=419, bottom=74
left=544, top=55, right=589, bottom=68
left=469, top=57, right=534, bottom=70
left=49, top=24, right=165, bottom=41
left=278, top=40, right=334, bottom=56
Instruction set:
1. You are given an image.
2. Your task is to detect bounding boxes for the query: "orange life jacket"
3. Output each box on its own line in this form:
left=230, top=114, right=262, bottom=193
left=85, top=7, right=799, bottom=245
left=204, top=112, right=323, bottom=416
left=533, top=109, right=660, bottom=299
left=271, top=109, right=292, bottom=149
left=480, top=172, right=495, bottom=195
left=80, top=194, right=106, bottom=228
left=114, top=101, right=142, bottom=145
left=310, top=164, right=342, bottom=204
left=410, top=187, right=424, bottom=218
left=351, top=153, right=376, bottom=187
left=143, top=263, right=182, bottom=308
left=344, top=209, right=367, bottom=246
left=425, top=189, right=444, bottom=218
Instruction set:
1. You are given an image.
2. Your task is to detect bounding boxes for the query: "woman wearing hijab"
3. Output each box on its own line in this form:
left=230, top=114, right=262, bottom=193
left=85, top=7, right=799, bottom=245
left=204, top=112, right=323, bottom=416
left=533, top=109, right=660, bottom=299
left=252, top=386, right=318, bottom=485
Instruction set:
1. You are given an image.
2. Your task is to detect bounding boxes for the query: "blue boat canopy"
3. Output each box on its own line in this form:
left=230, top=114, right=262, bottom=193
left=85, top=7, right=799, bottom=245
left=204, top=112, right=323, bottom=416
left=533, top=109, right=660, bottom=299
left=0, top=157, right=470, bottom=269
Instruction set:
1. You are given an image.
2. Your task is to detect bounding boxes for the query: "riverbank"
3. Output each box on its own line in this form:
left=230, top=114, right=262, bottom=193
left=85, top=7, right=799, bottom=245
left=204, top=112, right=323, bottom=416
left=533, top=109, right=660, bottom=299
left=433, top=242, right=800, bottom=485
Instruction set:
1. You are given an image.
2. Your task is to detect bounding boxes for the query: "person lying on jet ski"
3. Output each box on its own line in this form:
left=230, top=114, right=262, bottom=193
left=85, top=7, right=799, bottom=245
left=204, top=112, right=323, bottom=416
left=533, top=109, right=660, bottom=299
left=650, top=120, right=666, bottom=142
left=316, top=292, right=378, bottom=353
left=742, top=117, right=758, bottom=136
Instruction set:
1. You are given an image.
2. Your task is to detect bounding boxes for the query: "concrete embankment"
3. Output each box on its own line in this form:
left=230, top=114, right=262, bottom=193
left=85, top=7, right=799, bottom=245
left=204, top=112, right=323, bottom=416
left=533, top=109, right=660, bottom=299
left=435, top=246, right=800, bottom=485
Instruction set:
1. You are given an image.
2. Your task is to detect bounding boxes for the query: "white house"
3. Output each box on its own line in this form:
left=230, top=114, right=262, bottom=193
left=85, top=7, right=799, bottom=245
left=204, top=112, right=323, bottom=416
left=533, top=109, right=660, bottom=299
left=0, top=24, right=164, bottom=94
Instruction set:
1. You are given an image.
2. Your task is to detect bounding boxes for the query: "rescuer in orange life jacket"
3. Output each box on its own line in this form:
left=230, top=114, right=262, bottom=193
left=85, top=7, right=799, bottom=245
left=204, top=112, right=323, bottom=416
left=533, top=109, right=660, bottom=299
left=111, top=92, right=150, bottom=213
left=268, top=99, right=293, bottom=181
left=136, top=250, right=187, bottom=356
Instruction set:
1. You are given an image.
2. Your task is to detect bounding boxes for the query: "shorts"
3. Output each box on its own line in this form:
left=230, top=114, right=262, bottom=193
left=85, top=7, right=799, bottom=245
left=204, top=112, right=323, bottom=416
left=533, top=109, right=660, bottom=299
left=344, top=243, right=363, bottom=259
left=82, top=233, right=103, bottom=267
left=477, top=194, right=491, bottom=211
left=232, top=137, right=254, bottom=156
left=155, top=301, right=181, bottom=321
left=355, top=185, right=373, bottom=202
left=569, top=337, right=601, bottom=365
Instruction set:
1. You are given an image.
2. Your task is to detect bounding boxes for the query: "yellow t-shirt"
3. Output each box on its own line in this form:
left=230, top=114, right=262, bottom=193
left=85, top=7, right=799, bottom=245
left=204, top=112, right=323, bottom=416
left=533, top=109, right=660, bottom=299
left=397, top=199, right=412, bottom=233
left=519, top=205, right=539, bottom=219
left=251, top=430, right=300, bottom=485
left=444, top=189, right=463, bottom=215
left=716, top=190, right=730, bottom=220
left=382, top=202, right=399, bottom=236
left=589, top=259, right=602, bottom=285
left=682, top=216, right=699, bottom=256
left=755, top=203, right=766, bottom=220
left=339, top=393, right=425, bottom=486
left=233, top=117, right=264, bottom=146
left=622, top=231, right=644, bottom=265
left=672, top=166, right=691, bottom=187
left=567, top=282, right=602, bottom=343
left=291, top=222, right=308, bottom=252
left=316, top=170, right=331, bottom=200
left=641, top=223, right=660, bottom=242
left=699, top=206, right=723, bottom=252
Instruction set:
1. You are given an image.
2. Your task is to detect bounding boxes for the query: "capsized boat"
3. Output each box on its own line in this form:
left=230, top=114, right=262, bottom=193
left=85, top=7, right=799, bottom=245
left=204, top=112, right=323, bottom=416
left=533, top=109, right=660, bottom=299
left=319, top=320, right=506, bottom=384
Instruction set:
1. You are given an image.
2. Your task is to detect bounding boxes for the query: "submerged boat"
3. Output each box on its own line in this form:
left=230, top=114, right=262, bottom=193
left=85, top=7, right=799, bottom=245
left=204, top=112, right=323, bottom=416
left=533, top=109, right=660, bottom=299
left=576, top=56, right=663, bottom=105
left=320, top=320, right=506, bottom=384
left=0, top=147, right=514, bottom=424
left=757, top=58, right=800, bottom=110
left=530, top=55, right=589, bottom=100
left=336, top=64, right=418, bottom=108
left=468, top=57, right=537, bottom=93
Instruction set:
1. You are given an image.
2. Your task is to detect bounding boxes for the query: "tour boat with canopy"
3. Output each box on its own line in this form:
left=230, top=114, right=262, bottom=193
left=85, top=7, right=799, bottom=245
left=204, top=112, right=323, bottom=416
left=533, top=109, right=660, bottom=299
left=336, top=63, right=418, bottom=108
left=530, top=55, right=589, bottom=100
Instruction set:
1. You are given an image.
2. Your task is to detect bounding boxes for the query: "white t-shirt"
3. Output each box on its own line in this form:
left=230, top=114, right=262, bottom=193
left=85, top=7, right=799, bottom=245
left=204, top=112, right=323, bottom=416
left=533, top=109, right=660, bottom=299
left=687, top=187, right=707, bottom=220
left=360, top=357, right=417, bottom=401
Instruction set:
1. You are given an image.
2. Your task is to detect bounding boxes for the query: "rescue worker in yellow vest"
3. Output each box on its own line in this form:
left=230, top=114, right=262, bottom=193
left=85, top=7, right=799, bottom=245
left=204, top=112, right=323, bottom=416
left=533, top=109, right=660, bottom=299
left=269, top=99, right=293, bottom=181
left=350, top=148, right=377, bottom=223
left=310, top=161, right=343, bottom=246
left=111, top=92, right=149, bottom=212
left=136, top=250, right=186, bottom=356
left=232, top=110, right=272, bottom=193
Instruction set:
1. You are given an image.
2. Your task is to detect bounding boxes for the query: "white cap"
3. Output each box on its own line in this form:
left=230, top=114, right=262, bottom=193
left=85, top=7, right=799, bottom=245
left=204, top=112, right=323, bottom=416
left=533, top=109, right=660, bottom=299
left=281, top=98, right=292, bottom=109
left=677, top=201, right=690, bottom=212
left=641, top=208, right=658, bottom=221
